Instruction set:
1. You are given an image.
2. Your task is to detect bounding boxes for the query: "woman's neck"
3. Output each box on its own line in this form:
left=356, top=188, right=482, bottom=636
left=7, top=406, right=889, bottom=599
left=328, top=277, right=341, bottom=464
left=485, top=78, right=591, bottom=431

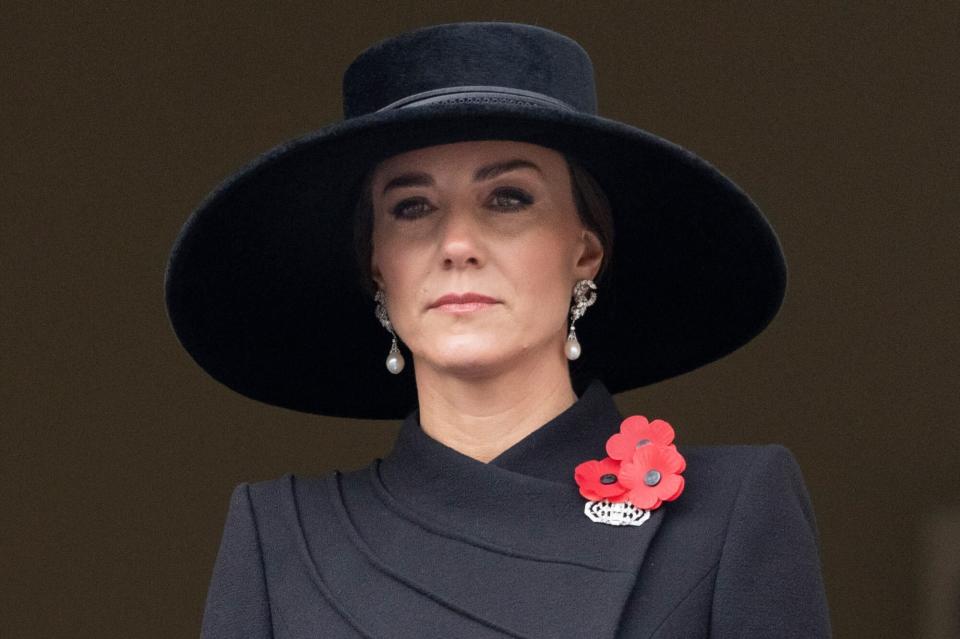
left=413, top=352, right=578, bottom=463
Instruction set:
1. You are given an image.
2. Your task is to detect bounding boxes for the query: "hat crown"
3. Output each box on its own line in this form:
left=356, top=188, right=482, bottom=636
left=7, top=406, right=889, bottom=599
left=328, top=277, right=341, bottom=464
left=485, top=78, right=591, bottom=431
left=342, top=22, right=598, bottom=118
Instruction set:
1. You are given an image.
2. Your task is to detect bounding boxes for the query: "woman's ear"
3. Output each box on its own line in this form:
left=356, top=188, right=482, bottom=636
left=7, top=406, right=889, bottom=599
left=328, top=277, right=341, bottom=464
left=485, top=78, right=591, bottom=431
left=574, top=229, right=604, bottom=281
left=370, top=257, right=385, bottom=291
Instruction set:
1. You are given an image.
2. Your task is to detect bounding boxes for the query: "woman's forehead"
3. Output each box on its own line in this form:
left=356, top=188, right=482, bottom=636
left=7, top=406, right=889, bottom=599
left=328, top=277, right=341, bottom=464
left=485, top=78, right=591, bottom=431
left=371, top=139, right=566, bottom=183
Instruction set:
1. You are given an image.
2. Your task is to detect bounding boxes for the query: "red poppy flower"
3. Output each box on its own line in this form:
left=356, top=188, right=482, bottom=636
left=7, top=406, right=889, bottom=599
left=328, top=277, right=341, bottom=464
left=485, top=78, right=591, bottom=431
left=605, top=415, right=676, bottom=461
left=619, top=444, right=686, bottom=510
left=574, top=457, right=630, bottom=502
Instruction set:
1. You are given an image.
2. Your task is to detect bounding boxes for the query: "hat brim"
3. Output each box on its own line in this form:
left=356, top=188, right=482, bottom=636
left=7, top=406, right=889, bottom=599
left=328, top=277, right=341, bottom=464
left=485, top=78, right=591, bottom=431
left=164, top=102, right=786, bottom=419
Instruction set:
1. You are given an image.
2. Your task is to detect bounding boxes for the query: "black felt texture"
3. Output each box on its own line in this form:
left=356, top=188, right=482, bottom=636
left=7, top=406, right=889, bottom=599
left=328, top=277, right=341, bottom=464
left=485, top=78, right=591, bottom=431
left=342, top=22, right=597, bottom=117
left=200, top=381, right=830, bottom=638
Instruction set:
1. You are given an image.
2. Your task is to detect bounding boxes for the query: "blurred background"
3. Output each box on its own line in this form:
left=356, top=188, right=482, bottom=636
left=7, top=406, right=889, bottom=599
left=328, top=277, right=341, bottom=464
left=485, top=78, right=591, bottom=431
left=3, top=2, right=958, bottom=637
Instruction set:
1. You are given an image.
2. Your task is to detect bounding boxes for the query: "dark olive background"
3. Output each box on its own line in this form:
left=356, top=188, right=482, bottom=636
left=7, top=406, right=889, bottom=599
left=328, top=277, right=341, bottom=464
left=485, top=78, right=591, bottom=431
left=3, top=3, right=958, bottom=637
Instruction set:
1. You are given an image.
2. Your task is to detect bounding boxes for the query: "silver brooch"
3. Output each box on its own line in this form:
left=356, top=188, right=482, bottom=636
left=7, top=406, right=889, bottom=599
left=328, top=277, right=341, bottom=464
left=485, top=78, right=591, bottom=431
left=583, top=499, right=651, bottom=526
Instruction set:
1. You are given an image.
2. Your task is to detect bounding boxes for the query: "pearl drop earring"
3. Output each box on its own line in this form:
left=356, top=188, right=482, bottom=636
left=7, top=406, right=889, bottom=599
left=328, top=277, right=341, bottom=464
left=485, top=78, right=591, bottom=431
left=565, top=279, right=597, bottom=361
left=374, top=290, right=405, bottom=374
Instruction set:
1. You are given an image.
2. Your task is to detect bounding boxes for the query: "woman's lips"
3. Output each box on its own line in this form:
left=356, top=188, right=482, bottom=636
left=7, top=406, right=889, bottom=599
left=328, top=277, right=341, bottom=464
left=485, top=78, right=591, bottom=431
left=429, top=292, right=499, bottom=313
left=433, top=301, right=496, bottom=314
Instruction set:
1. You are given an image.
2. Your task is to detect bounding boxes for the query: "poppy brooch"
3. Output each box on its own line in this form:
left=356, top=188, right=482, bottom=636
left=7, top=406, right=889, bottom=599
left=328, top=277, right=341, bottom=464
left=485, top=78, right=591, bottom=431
left=574, top=416, right=686, bottom=526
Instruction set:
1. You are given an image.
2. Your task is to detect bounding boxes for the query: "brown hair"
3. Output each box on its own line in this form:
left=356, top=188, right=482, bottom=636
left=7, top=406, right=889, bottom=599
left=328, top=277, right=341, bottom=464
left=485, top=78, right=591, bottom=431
left=352, top=153, right=614, bottom=296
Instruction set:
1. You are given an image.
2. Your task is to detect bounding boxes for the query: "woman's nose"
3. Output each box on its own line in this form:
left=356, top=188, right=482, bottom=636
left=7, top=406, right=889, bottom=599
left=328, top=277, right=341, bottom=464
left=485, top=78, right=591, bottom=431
left=438, top=206, right=484, bottom=269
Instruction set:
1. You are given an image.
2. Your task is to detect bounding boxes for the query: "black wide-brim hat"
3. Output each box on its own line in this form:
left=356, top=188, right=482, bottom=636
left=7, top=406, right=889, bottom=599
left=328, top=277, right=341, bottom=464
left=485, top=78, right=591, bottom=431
left=164, top=21, right=786, bottom=419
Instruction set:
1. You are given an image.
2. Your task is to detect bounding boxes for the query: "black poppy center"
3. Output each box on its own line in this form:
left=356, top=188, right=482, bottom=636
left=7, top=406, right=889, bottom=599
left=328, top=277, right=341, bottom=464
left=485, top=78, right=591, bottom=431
left=600, top=473, right=618, bottom=485
left=644, top=469, right=662, bottom=487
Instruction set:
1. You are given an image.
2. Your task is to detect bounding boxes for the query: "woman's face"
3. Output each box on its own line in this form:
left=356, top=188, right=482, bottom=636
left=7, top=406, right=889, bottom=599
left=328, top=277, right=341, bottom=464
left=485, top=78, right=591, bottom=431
left=369, top=139, right=603, bottom=378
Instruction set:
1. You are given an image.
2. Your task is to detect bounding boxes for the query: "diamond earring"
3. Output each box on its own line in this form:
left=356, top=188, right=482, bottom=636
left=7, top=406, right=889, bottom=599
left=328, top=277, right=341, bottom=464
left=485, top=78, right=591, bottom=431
left=374, top=290, right=405, bottom=374
left=565, top=279, right=597, bottom=361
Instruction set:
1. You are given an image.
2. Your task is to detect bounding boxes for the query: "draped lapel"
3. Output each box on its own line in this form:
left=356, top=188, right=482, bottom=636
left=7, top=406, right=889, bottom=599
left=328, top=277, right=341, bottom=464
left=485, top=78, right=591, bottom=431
left=278, top=380, right=666, bottom=638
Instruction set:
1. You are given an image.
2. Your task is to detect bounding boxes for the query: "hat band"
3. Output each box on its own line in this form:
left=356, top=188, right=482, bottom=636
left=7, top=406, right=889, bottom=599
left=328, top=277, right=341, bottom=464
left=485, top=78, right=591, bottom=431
left=375, top=85, right=577, bottom=113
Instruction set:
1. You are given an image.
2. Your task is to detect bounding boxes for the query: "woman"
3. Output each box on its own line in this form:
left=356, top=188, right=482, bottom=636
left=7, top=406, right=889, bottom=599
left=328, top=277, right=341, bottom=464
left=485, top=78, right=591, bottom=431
left=165, top=21, right=831, bottom=638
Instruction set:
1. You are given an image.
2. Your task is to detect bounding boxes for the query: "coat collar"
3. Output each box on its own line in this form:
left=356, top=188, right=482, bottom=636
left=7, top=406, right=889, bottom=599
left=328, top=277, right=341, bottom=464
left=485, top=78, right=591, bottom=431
left=375, top=379, right=666, bottom=570
left=276, top=379, right=670, bottom=638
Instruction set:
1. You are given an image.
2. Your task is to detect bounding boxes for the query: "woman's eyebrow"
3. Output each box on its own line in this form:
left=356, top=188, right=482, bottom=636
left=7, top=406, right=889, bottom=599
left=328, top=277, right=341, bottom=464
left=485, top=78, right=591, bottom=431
left=380, top=158, right=542, bottom=196
left=381, top=172, right=432, bottom=195
left=473, top=158, right=542, bottom=181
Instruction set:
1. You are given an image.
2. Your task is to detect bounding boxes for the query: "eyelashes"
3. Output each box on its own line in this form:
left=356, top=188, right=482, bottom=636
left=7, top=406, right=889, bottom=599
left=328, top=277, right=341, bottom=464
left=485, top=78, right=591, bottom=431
left=491, top=187, right=534, bottom=211
left=390, top=187, right=534, bottom=219
left=390, top=198, right=432, bottom=219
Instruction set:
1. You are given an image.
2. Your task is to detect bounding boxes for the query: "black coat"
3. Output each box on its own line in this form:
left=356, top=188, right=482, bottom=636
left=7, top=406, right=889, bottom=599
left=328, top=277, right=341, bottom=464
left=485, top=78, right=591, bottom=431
left=200, top=380, right=831, bottom=638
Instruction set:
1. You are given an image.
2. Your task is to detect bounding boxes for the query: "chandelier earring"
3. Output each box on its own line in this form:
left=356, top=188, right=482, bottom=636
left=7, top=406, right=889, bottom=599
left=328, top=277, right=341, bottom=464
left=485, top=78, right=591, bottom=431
left=565, top=279, right=597, bottom=361
left=374, top=290, right=405, bottom=374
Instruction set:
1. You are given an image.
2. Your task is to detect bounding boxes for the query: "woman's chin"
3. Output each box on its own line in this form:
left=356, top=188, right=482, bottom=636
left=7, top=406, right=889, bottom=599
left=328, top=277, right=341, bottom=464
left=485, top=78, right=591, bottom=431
left=418, top=341, right=517, bottom=377
left=409, top=328, right=564, bottom=377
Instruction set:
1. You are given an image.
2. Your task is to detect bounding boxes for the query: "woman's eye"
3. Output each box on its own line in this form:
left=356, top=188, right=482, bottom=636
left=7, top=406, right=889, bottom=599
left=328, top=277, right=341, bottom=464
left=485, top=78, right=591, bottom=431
left=391, top=198, right=433, bottom=219
left=490, top=188, right=533, bottom=211
left=389, top=189, right=533, bottom=219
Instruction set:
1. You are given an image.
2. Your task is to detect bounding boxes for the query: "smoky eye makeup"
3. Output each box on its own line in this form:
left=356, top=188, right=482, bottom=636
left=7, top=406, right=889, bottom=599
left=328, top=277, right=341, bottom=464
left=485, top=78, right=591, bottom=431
left=489, top=187, right=534, bottom=210
left=382, top=181, right=538, bottom=220
left=390, top=196, right=434, bottom=219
